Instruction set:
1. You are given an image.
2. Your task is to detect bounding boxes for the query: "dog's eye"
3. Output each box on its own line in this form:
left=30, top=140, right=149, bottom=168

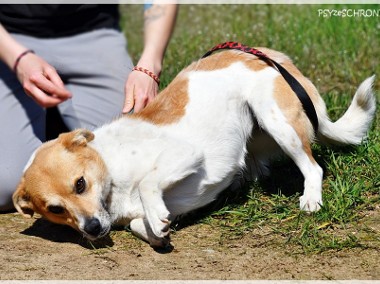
left=75, top=176, right=86, bottom=194
left=48, top=205, right=65, bottom=214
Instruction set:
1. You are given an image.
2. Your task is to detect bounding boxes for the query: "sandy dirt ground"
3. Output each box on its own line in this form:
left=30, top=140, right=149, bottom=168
left=0, top=211, right=379, bottom=281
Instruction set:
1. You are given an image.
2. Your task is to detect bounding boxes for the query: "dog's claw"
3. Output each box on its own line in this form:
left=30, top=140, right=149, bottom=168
left=300, top=194, right=322, bottom=212
left=160, top=219, right=171, bottom=235
left=149, top=235, right=171, bottom=249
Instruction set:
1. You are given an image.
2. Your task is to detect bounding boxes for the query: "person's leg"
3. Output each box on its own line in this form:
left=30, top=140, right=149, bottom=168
left=0, top=62, right=45, bottom=211
left=0, top=29, right=132, bottom=210
left=47, top=29, right=133, bottom=131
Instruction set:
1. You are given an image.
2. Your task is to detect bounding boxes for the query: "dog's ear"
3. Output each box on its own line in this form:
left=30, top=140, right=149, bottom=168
left=59, top=129, right=95, bottom=150
left=13, top=177, right=35, bottom=218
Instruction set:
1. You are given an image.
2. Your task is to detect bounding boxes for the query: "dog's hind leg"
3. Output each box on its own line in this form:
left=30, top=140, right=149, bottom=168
left=254, top=105, right=323, bottom=212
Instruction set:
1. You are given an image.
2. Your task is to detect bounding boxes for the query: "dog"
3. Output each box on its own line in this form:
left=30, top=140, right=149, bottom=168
left=13, top=48, right=376, bottom=247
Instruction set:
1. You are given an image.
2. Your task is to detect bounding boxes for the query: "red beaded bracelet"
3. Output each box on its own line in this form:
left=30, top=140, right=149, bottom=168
left=13, top=49, right=35, bottom=73
left=132, top=66, right=160, bottom=85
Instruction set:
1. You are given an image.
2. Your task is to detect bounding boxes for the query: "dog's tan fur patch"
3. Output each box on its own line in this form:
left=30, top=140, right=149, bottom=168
left=131, top=77, right=189, bottom=125
left=273, top=76, right=315, bottom=160
left=13, top=130, right=108, bottom=230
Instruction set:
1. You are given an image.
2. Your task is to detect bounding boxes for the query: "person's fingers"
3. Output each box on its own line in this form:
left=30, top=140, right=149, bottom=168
left=25, top=85, right=63, bottom=108
left=123, top=85, right=135, bottom=114
left=29, top=73, right=71, bottom=100
left=148, top=84, right=158, bottom=103
left=133, top=92, right=148, bottom=113
left=123, top=69, right=160, bottom=114
left=44, top=66, right=68, bottom=90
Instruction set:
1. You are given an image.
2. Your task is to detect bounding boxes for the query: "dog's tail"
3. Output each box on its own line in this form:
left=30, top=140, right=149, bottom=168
left=317, top=75, right=376, bottom=145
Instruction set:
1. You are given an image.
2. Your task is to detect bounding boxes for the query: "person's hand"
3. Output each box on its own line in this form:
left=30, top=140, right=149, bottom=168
left=15, top=52, right=72, bottom=108
left=123, top=67, right=159, bottom=114
left=122, top=4, right=177, bottom=114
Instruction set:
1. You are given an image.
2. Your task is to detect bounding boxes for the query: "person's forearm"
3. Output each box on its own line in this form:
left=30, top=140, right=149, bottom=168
left=137, top=4, right=178, bottom=75
left=0, top=24, right=28, bottom=70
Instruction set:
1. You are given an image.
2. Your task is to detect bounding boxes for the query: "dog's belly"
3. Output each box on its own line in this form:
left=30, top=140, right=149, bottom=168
left=163, top=165, right=236, bottom=216
left=159, top=112, right=254, bottom=216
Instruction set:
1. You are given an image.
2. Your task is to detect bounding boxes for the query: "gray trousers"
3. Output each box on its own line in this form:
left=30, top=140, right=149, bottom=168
left=0, top=29, right=133, bottom=211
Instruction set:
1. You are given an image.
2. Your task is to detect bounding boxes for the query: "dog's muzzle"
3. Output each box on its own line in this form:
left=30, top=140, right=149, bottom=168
left=83, top=217, right=109, bottom=239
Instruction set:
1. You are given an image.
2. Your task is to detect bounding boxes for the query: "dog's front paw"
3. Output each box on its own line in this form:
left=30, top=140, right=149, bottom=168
left=299, top=193, right=323, bottom=212
left=149, top=212, right=171, bottom=239
left=149, top=235, right=171, bottom=249
left=130, top=218, right=171, bottom=248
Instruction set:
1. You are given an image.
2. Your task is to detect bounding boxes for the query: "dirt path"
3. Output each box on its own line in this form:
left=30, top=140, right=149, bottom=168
left=0, top=212, right=379, bottom=280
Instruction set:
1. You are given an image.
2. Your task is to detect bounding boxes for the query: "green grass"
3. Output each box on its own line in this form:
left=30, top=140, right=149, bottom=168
left=120, top=4, right=380, bottom=253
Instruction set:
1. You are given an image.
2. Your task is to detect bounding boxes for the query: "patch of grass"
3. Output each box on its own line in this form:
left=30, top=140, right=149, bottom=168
left=120, top=4, right=380, bottom=253
left=122, top=4, right=380, bottom=91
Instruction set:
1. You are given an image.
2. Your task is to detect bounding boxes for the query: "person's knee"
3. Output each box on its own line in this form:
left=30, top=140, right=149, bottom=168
left=0, top=170, right=23, bottom=212
left=0, top=153, right=34, bottom=210
left=0, top=137, right=41, bottom=212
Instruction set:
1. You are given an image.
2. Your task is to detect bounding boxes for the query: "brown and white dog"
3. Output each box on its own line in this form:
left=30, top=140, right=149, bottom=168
left=13, top=49, right=376, bottom=247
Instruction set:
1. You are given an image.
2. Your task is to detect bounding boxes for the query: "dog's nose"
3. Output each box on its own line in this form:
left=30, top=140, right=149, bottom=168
left=84, top=218, right=102, bottom=237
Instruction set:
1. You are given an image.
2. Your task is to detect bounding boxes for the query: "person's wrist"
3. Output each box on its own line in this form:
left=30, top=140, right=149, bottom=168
left=132, top=66, right=160, bottom=85
left=136, top=62, right=162, bottom=77
left=0, top=42, right=28, bottom=71
left=137, top=52, right=163, bottom=75
left=13, top=49, right=35, bottom=73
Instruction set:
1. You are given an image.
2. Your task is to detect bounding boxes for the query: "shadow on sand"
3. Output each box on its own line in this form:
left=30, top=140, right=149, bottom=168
left=21, top=218, right=114, bottom=249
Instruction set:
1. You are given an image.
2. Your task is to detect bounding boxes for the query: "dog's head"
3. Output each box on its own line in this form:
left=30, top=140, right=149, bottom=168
left=13, top=129, right=112, bottom=240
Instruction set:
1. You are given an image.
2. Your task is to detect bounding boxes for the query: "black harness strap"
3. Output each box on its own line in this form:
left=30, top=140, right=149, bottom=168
left=202, top=42, right=319, bottom=133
